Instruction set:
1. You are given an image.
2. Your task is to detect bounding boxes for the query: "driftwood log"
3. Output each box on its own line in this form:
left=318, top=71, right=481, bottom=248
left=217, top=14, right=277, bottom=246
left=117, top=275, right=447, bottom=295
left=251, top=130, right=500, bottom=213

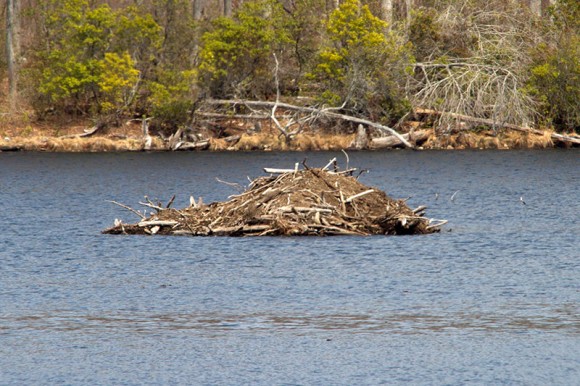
left=103, top=163, right=446, bottom=237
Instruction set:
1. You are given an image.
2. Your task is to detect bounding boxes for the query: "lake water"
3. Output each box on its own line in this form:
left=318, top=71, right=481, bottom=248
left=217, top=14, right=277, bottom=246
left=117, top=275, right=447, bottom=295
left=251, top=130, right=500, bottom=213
left=0, top=150, right=578, bottom=385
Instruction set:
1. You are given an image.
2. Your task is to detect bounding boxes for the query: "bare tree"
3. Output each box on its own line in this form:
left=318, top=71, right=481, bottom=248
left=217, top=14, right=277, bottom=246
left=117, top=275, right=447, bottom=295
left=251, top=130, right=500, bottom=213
left=193, top=0, right=205, bottom=19
left=6, top=0, right=20, bottom=110
left=224, top=0, right=232, bottom=16
left=409, top=2, right=542, bottom=130
left=380, top=0, right=393, bottom=25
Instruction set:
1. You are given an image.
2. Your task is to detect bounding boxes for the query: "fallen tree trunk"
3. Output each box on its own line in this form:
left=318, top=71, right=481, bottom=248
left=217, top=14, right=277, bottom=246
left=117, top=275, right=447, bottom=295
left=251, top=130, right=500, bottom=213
left=370, top=129, right=431, bottom=149
left=174, top=140, right=210, bottom=151
left=415, top=108, right=580, bottom=146
left=202, top=99, right=415, bottom=149
left=58, top=125, right=102, bottom=139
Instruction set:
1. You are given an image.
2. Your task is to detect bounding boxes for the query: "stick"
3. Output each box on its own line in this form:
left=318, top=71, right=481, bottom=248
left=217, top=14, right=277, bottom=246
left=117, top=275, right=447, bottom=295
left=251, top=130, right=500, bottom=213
left=138, top=220, right=179, bottom=227
left=106, top=200, right=146, bottom=219
left=322, top=158, right=337, bottom=171
left=139, top=201, right=164, bottom=211
left=341, top=149, right=350, bottom=170
left=345, top=189, right=375, bottom=203
left=216, top=177, right=244, bottom=192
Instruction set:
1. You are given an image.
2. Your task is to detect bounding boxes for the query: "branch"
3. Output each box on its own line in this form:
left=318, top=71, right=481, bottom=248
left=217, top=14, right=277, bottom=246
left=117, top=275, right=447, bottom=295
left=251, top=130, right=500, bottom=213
left=206, top=99, right=415, bottom=148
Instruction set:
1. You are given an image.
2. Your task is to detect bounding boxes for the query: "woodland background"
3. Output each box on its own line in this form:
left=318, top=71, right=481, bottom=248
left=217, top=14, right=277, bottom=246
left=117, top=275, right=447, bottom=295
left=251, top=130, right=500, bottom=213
left=1, top=0, right=578, bottom=140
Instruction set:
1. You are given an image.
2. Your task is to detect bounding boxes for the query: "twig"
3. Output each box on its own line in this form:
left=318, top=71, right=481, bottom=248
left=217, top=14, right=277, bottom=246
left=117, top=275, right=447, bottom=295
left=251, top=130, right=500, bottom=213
left=216, top=177, right=244, bottom=192
left=106, top=200, right=146, bottom=219
left=345, top=189, right=375, bottom=203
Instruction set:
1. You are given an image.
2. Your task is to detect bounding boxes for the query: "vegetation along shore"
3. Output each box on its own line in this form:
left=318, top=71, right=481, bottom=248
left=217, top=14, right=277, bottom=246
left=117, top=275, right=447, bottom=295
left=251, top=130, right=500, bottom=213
left=1, top=0, right=579, bottom=152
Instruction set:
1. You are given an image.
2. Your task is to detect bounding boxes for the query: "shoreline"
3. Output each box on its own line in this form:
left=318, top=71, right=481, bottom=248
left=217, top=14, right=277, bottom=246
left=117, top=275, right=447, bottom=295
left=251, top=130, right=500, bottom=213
left=1, top=118, right=578, bottom=152
left=1, top=130, right=577, bottom=152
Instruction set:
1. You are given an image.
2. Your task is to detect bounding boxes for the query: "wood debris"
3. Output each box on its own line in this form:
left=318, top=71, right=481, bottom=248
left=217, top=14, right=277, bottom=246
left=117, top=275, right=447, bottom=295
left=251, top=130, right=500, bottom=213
left=103, top=163, right=447, bottom=237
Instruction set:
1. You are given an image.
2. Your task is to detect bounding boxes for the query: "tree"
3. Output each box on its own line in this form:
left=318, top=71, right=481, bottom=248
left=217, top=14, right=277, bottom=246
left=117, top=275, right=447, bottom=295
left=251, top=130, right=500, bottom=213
left=32, top=0, right=162, bottom=120
left=198, top=0, right=293, bottom=99
left=408, top=0, right=546, bottom=130
left=6, top=0, right=20, bottom=110
left=380, top=0, right=393, bottom=24
left=309, top=0, right=413, bottom=121
left=525, top=0, right=580, bottom=130
left=193, top=0, right=205, bottom=19
left=223, top=0, right=232, bottom=16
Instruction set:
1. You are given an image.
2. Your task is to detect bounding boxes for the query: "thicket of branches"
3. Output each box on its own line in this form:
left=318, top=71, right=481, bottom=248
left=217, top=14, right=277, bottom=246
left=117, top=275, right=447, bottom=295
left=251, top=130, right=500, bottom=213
left=1, top=0, right=579, bottom=133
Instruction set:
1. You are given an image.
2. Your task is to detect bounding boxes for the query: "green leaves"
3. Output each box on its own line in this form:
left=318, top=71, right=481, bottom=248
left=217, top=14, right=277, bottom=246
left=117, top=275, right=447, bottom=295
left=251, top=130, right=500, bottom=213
left=309, top=0, right=412, bottom=121
left=34, top=0, right=161, bottom=117
left=198, top=0, right=293, bottom=98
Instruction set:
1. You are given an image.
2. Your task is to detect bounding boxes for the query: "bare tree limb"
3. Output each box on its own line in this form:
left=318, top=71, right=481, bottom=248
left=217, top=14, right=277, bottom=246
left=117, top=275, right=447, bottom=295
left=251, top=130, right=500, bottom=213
left=204, top=99, right=415, bottom=148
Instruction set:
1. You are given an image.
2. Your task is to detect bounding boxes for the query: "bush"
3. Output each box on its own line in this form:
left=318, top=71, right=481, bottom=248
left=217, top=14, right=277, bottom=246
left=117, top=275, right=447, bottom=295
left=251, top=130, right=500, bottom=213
left=198, top=0, right=293, bottom=99
left=308, top=0, right=413, bottom=122
left=525, top=0, right=580, bottom=131
left=32, top=0, right=162, bottom=120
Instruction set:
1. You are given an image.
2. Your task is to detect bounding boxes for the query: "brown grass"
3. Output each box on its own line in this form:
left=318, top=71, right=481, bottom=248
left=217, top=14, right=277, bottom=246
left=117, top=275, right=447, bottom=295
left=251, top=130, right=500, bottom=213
left=205, top=132, right=356, bottom=151
left=0, top=106, right=568, bottom=152
left=500, top=130, right=553, bottom=149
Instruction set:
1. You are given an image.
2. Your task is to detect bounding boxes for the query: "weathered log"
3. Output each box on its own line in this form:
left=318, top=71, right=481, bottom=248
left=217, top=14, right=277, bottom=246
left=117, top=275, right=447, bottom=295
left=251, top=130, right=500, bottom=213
left=370, top=129, right=431, bottom=149
left=174, top=140, right=210, bottom=151
left=59, top=125, right=102, bottom=139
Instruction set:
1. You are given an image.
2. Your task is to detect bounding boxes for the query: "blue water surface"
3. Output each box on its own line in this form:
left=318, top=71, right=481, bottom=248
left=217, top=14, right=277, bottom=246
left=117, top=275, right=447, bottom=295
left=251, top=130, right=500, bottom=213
left=0, top=150, right=579, bottom=385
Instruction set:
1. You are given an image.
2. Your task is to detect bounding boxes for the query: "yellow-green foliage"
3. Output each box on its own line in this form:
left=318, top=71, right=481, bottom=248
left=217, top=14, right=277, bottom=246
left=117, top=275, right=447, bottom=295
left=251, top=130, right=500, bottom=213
left=146, top=69, right=198, bottom=131
left=98, top=53, right=140, bottom=113
left=309, top=0, right=413, bottom=121
left=34, top=0, right=162, bottom=117
left=526, top=0, right=580, bottom=130
left=198, top=0, right=293, bottom=98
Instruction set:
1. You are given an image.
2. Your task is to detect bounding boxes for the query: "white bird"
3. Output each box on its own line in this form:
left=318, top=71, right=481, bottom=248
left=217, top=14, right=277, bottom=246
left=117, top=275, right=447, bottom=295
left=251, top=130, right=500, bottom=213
left=520, top=196, right=526, bottom=205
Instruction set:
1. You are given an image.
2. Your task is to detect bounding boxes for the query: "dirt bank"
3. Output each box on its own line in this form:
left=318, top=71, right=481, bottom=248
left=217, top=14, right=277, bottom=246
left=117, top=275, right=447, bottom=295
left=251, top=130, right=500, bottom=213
left=1, top=114, right=577, bottom=152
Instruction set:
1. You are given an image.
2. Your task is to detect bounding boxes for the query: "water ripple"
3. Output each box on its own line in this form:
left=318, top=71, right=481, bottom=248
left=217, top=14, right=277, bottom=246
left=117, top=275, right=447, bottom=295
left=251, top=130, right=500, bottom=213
left=2, top=309, right=579, bottom=335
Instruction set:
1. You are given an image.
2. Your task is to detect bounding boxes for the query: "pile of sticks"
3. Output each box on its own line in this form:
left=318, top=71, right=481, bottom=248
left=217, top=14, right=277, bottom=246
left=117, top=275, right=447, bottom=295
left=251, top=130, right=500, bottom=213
left=103, top=161, right=446, bottom=237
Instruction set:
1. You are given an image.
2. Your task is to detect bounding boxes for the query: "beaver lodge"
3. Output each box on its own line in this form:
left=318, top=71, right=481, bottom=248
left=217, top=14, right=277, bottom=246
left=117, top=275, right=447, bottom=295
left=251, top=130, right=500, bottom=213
left=103, top=160, right=447, bottom=237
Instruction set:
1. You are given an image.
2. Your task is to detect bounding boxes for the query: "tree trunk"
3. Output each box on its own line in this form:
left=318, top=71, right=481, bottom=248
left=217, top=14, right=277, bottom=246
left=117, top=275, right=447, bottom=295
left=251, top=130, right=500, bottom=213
left=380, top=0, right=393, bottom=25
left=6, top=0, right=20, bottom=111
left=405, top=0, right=412, bottom=27
left=529, top=0, right=542, bottom=16
left=224, top=0, right=232, bottom=16
left=193, top=0, right=204, bottom=19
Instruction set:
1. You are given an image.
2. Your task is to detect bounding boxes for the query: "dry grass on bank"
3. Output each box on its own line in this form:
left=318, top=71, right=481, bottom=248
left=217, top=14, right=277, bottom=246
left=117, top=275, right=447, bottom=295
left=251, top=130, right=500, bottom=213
left=209, top=132, right=355, bottom=151
left=422, top=129, right=556, bottom=150
left=0, top=104, right=572, bottom=151
left=0, top=129, right=566, bottom=152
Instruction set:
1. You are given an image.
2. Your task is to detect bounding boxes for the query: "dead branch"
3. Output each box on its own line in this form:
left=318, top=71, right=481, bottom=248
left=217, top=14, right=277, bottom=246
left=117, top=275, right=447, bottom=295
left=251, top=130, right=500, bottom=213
left=203, top=99, right=414, bottom=148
